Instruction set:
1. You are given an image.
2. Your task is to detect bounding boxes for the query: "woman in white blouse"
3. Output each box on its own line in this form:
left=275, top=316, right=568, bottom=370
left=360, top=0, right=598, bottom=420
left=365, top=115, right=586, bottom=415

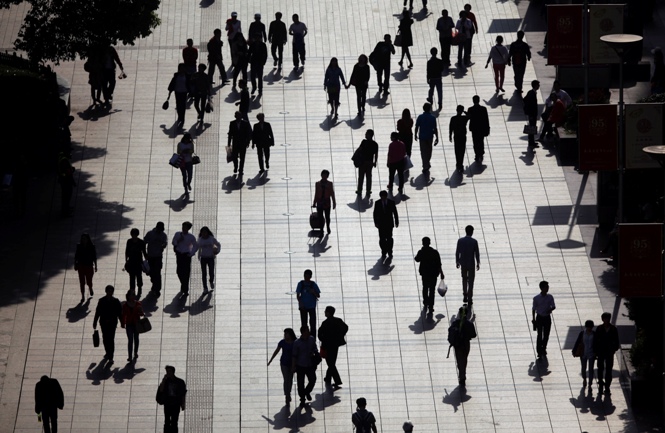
left=485, top=35, right=509, bottom=93
left=197, top=226, right=220, bottom=292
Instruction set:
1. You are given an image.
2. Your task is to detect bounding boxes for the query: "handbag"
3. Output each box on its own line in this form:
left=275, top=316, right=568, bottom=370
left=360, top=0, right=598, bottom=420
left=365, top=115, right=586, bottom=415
left=141, top=259, right=151, bottom=274
left=225, top=146, right=233, bottom=163
left=192, top=154, right=201, bottom=165
left=169, top=153, right=182, bottom=168
left=351, top=147, right=363, bottom=168
left=137, top=316, right=152, bottom=334
left=162, top=100, right=169, bottom=110
left=205, top=98, right=213, bottom=113
left=523, top=124, right=538, bottom=135
left=93, top=330, right=100, bottom=347
left=394, top=34, right=403, bottom=47
left=403, top=155, right=414, bottom=171
left=437, top=280, right=448, bottom=297
left=311, top=350, right=322, bottom=367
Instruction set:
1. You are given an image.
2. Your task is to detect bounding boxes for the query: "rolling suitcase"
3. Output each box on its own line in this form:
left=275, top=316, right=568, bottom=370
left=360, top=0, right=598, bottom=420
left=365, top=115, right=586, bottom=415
left=309, top=207, right=322, bottom=230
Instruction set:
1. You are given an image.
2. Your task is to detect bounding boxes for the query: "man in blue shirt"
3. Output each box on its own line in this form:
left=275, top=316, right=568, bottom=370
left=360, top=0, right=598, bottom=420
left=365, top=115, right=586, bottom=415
left=296, top=269, right=321, bottom=338
left=414, top=103, right=439, bottom=175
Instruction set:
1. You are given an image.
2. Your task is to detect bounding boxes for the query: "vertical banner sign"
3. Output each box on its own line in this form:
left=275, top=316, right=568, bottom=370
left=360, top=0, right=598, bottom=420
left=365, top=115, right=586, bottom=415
left=578, top=104, right=618, bottom=171
left=589, top=4, right=625, bottom=64
left=625, top=103, right=664, bottom=169
left=619, top=223, right=663, bottom=297
left=547, top=5, right=584, bottom=65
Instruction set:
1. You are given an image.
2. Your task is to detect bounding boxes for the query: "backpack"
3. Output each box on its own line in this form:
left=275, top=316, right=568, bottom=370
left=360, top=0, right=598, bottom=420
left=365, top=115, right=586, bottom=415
left=447, top=321, right=463, bottom=347
left=353, top=411, right=373, bottom=433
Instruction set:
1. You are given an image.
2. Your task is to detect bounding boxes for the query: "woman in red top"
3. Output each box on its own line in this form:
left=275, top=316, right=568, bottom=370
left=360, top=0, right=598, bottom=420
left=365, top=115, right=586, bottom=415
left=121, top=291, right=144, bottom=362
left=396, top=109, right=414, bottom=157
left=387, top=132, right=407, bottom=194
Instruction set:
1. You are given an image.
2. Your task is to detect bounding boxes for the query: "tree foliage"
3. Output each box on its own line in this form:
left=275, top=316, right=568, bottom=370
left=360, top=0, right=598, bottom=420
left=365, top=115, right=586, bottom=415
left=4, top=0, right=160, bottom=64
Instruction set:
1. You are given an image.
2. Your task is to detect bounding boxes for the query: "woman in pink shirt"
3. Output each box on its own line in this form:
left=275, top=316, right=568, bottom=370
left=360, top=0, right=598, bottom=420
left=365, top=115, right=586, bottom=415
left=387, top=132, right=407, bottom=195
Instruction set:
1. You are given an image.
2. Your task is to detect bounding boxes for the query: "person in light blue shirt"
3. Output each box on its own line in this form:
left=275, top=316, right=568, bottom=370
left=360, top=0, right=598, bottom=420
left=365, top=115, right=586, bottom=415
left=296, top=269, right=321, bottom=338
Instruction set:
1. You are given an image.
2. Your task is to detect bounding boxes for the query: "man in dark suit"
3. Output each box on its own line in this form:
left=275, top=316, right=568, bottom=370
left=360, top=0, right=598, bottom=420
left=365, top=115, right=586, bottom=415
left=227, top=111, right=252, bottom=175
left=466, top=95, right=490, bottom=163
left=318, top=306, right=348, bottom=389
left=93, top=285, right=122, bottom=364
left=523, top=80, right=539, bottom=147
left=426, top=47, right=445, bottom=110
left=157, top=365, right=187, bottom=433
left=251, top=113, right=274, bottom=173
left=35, top=375, right=64, bottom=433
left=248, top=37, right=268, bottom=95
left=268, top=12, right=288, bottom=68
left=414, top=237, right=445, bottom=313
left=373, top=190, right=399, bottom=260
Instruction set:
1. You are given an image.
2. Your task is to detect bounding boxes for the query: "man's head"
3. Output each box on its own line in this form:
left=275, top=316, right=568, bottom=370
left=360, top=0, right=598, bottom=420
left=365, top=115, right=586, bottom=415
left=403, top=421, right=414, bottom=432
left=214, top=29, right=222, bottom=37
left=130, top=228, right=139, bottom=238
left=256, top=113, right=265, bottom=122
left=304, top=269, right=313, bottom=280
left=456, top=105, right=464, bottom=114
left=517, top=30, right=525, bottom=40
left=465, top=225, right=474, bottom=236
left=365, top=129, right=374, bottom=140
left=187, top=39, right=194, bottom=47
left=585, top=320, right=595, bottom=329
left=275, top=12, right=282, bottom=20
left=553, top=80, right=561, bottom=91
left=531, top=80, right=540, bottom=90
left=550, top=92, right=559, bottom=102
left=459, top=10, right=467, bottom=19
left=105, top=285, right=114, bottom=296
left=254, top=13, right=261, bottom=21
left=464, top=4, right=472, bottom=12
left=379, top=190, right=388, bottom=199
left=356, top=397, right=367, bottom=409
left=182, top=221, right=193, bottom=232
left=441, top=9, right=448, bottom=17
left=320, top=169, right=330, bottom=179
left=198, top=63, right=207, bottom=73
left=495, top=35, right=503, bottom=45
left=165, top=365, right=175, bottom=377
left=325, top=306, right=336, bottom=317
left=430, top=47, right=438, bottom=56
left=235, top=111, right=242, bottom=120
left=292, top=14, right=299, bottom=23
left=422, top=236, right=431, bottom=246
left=177, top=63, right=187, bottom=74
left=300, top=325, right=310, bottom=337
left=384, top=34, right=392, bottom=43
left=391, top=131, right=400, bottom=141
left=423, top=102, right=432, bottom=113
left=601, top=312, right=611, bottom=324
left=472, top=95, right=480, bottom=105
left=539, top=280, right=549, bottom=294
left=231, top=11, right=238, bottom=19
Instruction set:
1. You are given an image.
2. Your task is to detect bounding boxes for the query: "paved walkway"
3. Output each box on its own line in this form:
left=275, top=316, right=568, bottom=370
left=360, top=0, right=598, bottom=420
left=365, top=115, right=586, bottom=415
left=0, top=0, right=650, bottom=432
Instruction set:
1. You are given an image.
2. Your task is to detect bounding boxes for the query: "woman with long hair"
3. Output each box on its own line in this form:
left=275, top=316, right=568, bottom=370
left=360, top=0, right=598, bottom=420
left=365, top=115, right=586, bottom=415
left=197, top=226, right=221, bottom=293
left=121, top=290, right=144, bottom=363
left=177, top=133, right=195, bottom=195
left=74, top=233, right=97, bottom=303
left=323, top=57, right=346, bottom=118
left=396, top=108, right=414, bottom=157
left=346, top=54, right=370, bottom=115
left=267, top=328, right=298, bottom=403
left=398, top=9, right=414, bottom=68
left=486, top=35, right=509, bottom=93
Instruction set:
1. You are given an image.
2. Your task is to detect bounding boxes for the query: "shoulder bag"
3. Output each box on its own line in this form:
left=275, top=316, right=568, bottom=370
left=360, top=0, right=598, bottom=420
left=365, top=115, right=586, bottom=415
left=137, top=316, right=152, bottom=334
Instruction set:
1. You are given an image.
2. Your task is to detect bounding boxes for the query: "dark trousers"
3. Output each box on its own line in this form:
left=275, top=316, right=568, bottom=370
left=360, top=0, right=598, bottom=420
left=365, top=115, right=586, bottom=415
left=208, top=57, right=228, bottom=82
left=128, top=265, right=143, bottom=293
left=527, top=115, right=537, bottom=146
left=422, top=275, right=437, bottom=307
left=388, top=160, right=405, bottom=189
left=232, top=62, right=248, bottom=84
left=102, top=69, right=117, bottom=102
left=324, top=345, right=342, bottom=385
left=194, top=94, right=207, bottom=120
left=401, top=135, right=413, bottom=157
left=454, top=341, right=471, bottom=383
left=164, top=403, right=181, bottom=433
left=440, top=37, right=452, bottom=66
left=377, top=226, right=394, bottom=255
left=300, top=308, right=317, bottom=338
left=101, top=324, right=117, bottom=360
left=597, top=354, right=614, bottom=389
left=41, top=407, right=58, bottom=433
left=316, top=205, right=331, bottom=233
left=174, top=92, right=187, bottom=123
left=357, top=162, right=373, bottom=193
left=419, top=139, right=433, bottom=171
left=458, top=39, right=472, bottom=65
left=376, top=66, right=390, bottom=90
left=513, top=63, right=526, bottom=91
left=180, top=162, right=193, bottom=191
left=271, top=43, right=284, bottom=65
left=281, top=364, right=294, bottom=396
left=148, top=256, right=163, bottom=292
left=471, top=132, right=485, bottom=160
left=581, top=356, right=595, bottom=383
left=176, top=252, right=192, bottom=293
left=454, top=136, right=467, bottom=171
left=540, top=107, right=553, bottom=137
left=250, top=65, right=264, bottom=92
left=355, top=86, right=367, bottom=112
left=460, top=266, right=475, bottom=301
left=428, top=78, right=442, bottom=107
left=232, top=146, right=247, bottom=174
left=126, top=324, right=139, bottom=359
left=256, top=146, right=270, bottom=171
left=293, top=43, right=306, bottom=67
left=296, top=365, right=316, bottom=400
left=535, top=314, right=552, bottom=356
left=200, top=257, right=215, bottom=289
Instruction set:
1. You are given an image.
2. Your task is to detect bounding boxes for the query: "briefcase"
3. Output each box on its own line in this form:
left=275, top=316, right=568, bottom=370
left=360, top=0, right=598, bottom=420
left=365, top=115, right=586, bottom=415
left=93, top=330, right=100, bottom=347
left=137, top=317, right=152, bottom=334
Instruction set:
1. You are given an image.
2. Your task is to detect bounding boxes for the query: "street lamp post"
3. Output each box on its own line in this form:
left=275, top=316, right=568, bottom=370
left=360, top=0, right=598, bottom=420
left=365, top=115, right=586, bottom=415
left=600, top=34, right=643, bottom=223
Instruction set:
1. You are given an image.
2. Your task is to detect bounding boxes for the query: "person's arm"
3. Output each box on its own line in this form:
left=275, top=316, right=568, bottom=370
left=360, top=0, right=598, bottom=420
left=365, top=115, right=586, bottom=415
left=291, top=342, right=298, bottom=372
left=142, top=240, right=148, bottom=260
left=449, top=117, right=454, bottom=141
left=124, top=240, right=130, bottom=267
left=373, top=143, right=378, bottom=166
left=433, top=122, right=439, bottom=145
left=189, top=235, right=199, bottom=257
left=268, top=344, right=282, bottom=365
left=303, top=25, right=308, bottom=37
left=550, top=295, right=556, bottom=313
left=227, top=123, right=234, bottom=147
left=414, top=120, right=420, bottom=140
left=393, top=203, right=399, bottom=227
left=312, top=182, right=319, bottom=207
left=93, top=302, right=100, bottom=328
left=331, top=183, right=336, bottom=209
left=475, top=241, right=480, bottom=270
left=531, top=299, right=537, bottom=323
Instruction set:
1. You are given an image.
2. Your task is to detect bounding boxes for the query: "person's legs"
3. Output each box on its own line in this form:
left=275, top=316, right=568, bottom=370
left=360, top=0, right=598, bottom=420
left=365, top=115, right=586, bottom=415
left=357, top=165, right=367, bottom=193
left=376, top=68, right=384, bottom=90
left=597, top=356, right=606, bottom=389
left=129, top=270, right=137, bottom=292
left=180, top=167, right=188, bottom=193
left=514, top=63, right=526, bottom=91
left=492, top=63, right=501, bottom=90
left=324, top=345, right=341, bottom=384
left=455, top=342, right=470, bottom=384
left=461, top=268, right=469, bottom=301
left=454, top=137, right=466, bottom=171
left=464, top=38, right=472, bottom=65
left=366, top=165, right=372, bottom=193
left=541, top=315, right=551, bottom=353
left=467, top=267, right=475, bottom=301
left=383, top=66, right=391, bottom=91
left=604, top=355, right=614, bottom=391
left=387, top=163, right=397, bottom=189
left=404, top=135, right=413, bottom=157
left=126, top=326, right=134, bottom=360
left=256, top=67, right=264, bottom=93
left=281, top=364, right=294, bottom=399
left=498, top=65, right=505, bottom=89
left=588, top=357, right=595, bottom=385
left=296, top=366, right=306, bottom=400
left=441, top=39, right=452, bottom=66
left=386, top=226, right=394, bottom=255
left=41, top=407, right=57, bottom=433
left=200, top=258, right=209, bottom=290
left=323, top=208, right=331, bottom=233
left=271, top=43, right=278, bottom=64
left=277, top=44, right=283, bottom=66
left=396, top=160, right=405, bottom=191
left=238, top=147, right=247, bottom=174
left=423, top=275, right=437, bottom=308
left=207, top=257, right=215, bottom=286
left=149, top=257, right=163, bottom=292
left=293, top=43, right=300, bottom=67
left=458, top=44, right=464, bottom=65
left=472, top=132, right=484, bottom=161
left=419, top=139, right=432, bottom=171
left=181, top=254, right=192, bottom=294
left=175, top=92, right=187, bottom=123
left=307, top=308, right=317, bottom=339
left=78, top=269, right=86, bottom=298
left=435, top=80, right=442, bottom=107
left=101, top=324, right=116, bottom=360
left=304, top=366, right=317, bottom=395
left=528, top=115, right=537, bottom=146
left=164, top=403, right=181, bottom=433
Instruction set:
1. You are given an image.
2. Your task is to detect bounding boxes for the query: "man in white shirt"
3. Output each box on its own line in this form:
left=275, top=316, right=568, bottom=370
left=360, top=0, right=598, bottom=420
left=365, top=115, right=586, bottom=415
left=532, top=281, right=556, bottom=359
left=172, top=221, right=198, bottom=296
left=289, top=14, right=308, bottom=69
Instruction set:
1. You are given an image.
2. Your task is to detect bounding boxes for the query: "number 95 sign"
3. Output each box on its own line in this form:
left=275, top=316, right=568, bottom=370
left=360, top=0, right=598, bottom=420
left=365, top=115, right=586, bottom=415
left=619, top=223, right=663, bottom=297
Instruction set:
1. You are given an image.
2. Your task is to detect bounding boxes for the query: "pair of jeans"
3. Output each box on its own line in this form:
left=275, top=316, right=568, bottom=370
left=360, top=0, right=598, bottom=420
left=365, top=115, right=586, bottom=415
left=232, top=62, right=248, bottom=85
left=357, top=162, right=373, bottom=193
left=387, top=160, right=405, bottom=190
left=316, top=205, right=331, bottom=233
left=148, top=256, right=163, bottom=292
left=127, top=263, right=143, bottom=293
left=102, top=69, right=116, bottom=102
left=232, top=145, right=247, bottom=174
left=293, top=42, right=306, bottom=67
left=535, top=314, right=552, bottom=356
left=180, top=162, right=193, bottom=192
left=422, top=275, right=437, bottom=307
left=376, top=66, right=390, bottom=91
left=377, top=226, right=394, bottom=255
left=471, top=132, right=485, bottom=160
left=419, top=139, right=433, bottom=171
left=454, top=136, right=467, bottom=171
left=176, top=252, right=192, bottom=293
left=492, top=63, right=506, bottom=89
left=250, top=65, right=264, bottom=92
left=513, top=62, right=526, bottom=90
left=280, top=364, right=294, bottom=397
left=200, top=257, right=215, bottom=289
left=428, top=78, right=442, bottom=107
left=100, top=324, right=117, bottom=361
left=439, top=37, right=452, bottom=66
left=581, top=356, right=595, bottom=384
left=194, top=94, right=207, bottom=120
left=256, top=146, right=270, bottom=171
left=354, top=86, right=367, bottom=112
left=300, top=308, right=317, bottom=338
left=126, top=324, right=139, bottom=359
left=174, top=92, right=187, bottom=123
left=164, top=402, right=181, bottom=432
left=454, top=341, right=470, bottom=383
left=296, top=365, right=317, bottom=400
left=527, top=115, right=537, bottom=146
left=41, top=407, right=58, bottom=433
left=597, top=354, right=614, bottom=389
left=208, top=57, right=227, bottom=82
left=271, top=43, right=284, bottom=65
left=458, top=39, right=472, bottom=65
left=324, top=345, right=342, bottom=385
left=460, top=266, right=475, bottom=301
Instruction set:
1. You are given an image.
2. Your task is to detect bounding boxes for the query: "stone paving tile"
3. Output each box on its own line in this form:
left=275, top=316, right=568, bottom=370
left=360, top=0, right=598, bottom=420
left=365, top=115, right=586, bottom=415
left=0, top=0, right=646, bottom=432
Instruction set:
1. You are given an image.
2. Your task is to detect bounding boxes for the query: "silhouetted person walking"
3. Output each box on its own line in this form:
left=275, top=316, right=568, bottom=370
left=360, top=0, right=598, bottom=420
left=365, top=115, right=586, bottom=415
left=352, top=397, right=378, bottom=433
left=191, top=64, right=211, bottom=123
left=252, top=113, right=274, bottom=174
left=172, top=221, right=198, bottom=296
left=387, top=132, right=407, bottom=194
left=353, top=129, right=379, bottom=195
left=296, top=270, right=321, bottom=338
left=101, top=45, right=124, bottom=105
left=268, top=12, right=288, bottom=67
left=415, top=237, right=445, bottom=313
left=182, top=38, right=198, bottom=75
left=248, top=37, right=268, bottom=95
left=157, top=365, right=187, bottom=433
left=35, top=375, right=64, bottom=433
left=347, top=54, right=371, bottom=115
left=318, top=306, right=348, bottom=388
left=292, top=325, right=318, bottom=406
left=197, top=226, right=220, bottom=293
left=449, top=105, right=469, bottom=173
left=176, top=133, right=195, bottom=195
left=467, top=95, right=489, bottom=163
left=448, top=305, right=476, bottom=387
left=397, top=109, right=414, bottom=157
left=228, top=111, right=252, bottom=175
left=231, top=35, right=249, bottom=89
left=415, top=103, right=439, bottom=175
left=572, top=319, right=596, bottom=388
left=313, top=170, right=337, bottom=235
left=532, top=281, right=555, bottom=358
left=207, top=29, right=228, bottom=84
left=267, top=328, right=297, bottom=403
left=456, top=225, right=480, bottom=304
left=398, top=9, right=414, bottom=68
left=508, top=31, right=531, bottom=92
left=436, top=9, right=455, bottom=68
left=455, top=11, right=474, bottom=67
left=485, top=36, right=509, bottom=93
left=93, top=285, right=122, bottom=364
left=290, top=14, right=308, bottom=68
left=124, top=228, right=147, bottom=298
left=373, top=190, right=399, bottom=260
left=594, top=312, right=619, bottom=395
left=121, top=290, right=144, bottom=362
left=144, top=222, right=168, bottom=295
left=324, top=57, right=346, bottom=119
left=74, top=233, right=97, bottom=302
left=226, top=11, right=242, bottom=67
left=427, top=48, right=444, bottom=110
left=523, top=80, right=540, bottom=147
left=248, top=13, right=267, bottom=42
left=167, top=64, right=191, bottom=127
left=371, top=35, right=395, bottom=95
left=236, top=78, right=250, bottom=120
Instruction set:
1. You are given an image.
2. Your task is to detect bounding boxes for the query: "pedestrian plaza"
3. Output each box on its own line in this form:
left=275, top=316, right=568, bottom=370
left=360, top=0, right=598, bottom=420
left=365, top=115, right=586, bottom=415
left=0, top=0, right=642, bottom=431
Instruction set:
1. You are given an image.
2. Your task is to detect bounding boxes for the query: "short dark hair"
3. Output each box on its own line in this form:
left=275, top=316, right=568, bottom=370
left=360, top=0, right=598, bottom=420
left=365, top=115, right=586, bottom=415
left=130, top=228, right=139, bottom=237
left=422, top=236, right=431, bottom=245
left=539, top=281, right=549, bottom=290
left=379, top=190, right=388, bottom=198
left=304, top=269, right=313, bottom=277
left=472, top=95, right=480, bottom=104
left=391, top=131, right=400, bottom=140
left=584, top=320, right=594, bottom=328
left=356, top=397, right=367, bottom=407
left=165, top=365, right=175, bottom=373
left=321, top=169, right=330, bottom=177
left=325, top=306, right=336, bottom=315
left=601, top=312, right=611, bottom=320
left=423, top=102, right=432, bottom=112
left=105, top=285, right=114, bottom=294
left=465, top=225, right=474, bottom=235
left=182, top=221, right=193, bottom=230
left=300, top=325, right=309, bottom=334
